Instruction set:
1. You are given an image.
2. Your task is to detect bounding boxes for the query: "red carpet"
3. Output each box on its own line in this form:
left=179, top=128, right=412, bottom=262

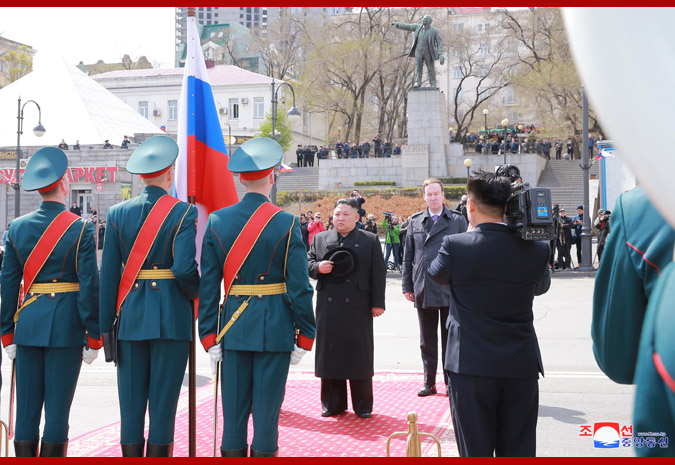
left=68, top=371, right=457, bottom=457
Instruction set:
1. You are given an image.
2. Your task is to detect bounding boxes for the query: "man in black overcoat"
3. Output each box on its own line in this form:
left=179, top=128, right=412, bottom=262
left=308, top=198, right=386, bottom=419
left=428, top=171, right=550, bottom=457
left=402, top=179, right=467, bottom=397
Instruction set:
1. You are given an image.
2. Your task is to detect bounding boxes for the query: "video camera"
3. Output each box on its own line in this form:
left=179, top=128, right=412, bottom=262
left=496, top=164, right=555, bottom=241
left=382, top=211, right=394, bottom=227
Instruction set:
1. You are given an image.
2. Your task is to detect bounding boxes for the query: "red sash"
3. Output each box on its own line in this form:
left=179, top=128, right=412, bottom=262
left=115, top=195, right=181, bottom=314
left=222, top=202, right=282, bottom=296
left=21, top=211, right=80, bottom=306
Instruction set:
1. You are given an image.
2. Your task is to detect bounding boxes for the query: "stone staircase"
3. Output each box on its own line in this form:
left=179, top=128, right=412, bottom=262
left=234, top=166, right=320, bottom=199
left=537, top=159, right=599, bottom=212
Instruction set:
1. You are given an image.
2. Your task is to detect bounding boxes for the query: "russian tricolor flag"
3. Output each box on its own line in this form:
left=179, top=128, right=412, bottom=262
left=175, top=11, right=238, bottom=262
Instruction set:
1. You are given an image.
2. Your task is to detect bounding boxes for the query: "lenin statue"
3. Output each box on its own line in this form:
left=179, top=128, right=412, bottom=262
left=391, top=15, right=445, bottom=89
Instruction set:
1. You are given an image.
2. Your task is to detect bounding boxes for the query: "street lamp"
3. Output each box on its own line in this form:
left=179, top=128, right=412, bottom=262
left=270, top=78, right=301, bottom=205
left=482, top=108, right=489, bottom=141
left=15, top=97, right=46, bottom=218
left=223, top=121, right=232, bottom=157
left=463, top=158, right=472, bottom=180
left=501, top=118, right=509, bottom=164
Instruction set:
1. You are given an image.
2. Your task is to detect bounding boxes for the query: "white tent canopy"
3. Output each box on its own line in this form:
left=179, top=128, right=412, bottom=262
left=0, top=55, right=163, bottom=148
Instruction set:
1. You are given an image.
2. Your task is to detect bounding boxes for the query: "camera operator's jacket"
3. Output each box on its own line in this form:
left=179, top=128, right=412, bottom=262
left=402, top=205, right=467, bottom=309
left=381, top=218, right=400, bottom=244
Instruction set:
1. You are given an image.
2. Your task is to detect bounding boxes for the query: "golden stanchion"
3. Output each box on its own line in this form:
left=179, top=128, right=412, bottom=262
left=386, top=412, right=442, bottom=457
left=0, top=420, right=9, bottom=457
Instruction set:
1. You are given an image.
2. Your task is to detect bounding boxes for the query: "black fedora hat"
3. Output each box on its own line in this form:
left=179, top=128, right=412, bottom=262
left=321, top=247, right=359, bottom=282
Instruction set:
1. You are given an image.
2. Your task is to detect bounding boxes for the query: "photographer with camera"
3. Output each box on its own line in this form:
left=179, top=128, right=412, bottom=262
left=593, top=209, right=611, bottom=261
left=556, top=208, right=574, bottom=270
left=381, top=213, right=401, bottom=271
left=363, top=213, right=378, bottom=234
left=455, top=194, right=468, bottom=220
left=572, top=205, right=584, bottom=267
left=428, top=170, right=550, bottom=457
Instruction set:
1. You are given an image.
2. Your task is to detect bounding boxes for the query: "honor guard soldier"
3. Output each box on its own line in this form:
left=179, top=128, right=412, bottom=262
left=99, top=135, right=199, bottom=457
left=198, top=137, right=316, bottom=457
left=1, top=147, right=101, bottom=457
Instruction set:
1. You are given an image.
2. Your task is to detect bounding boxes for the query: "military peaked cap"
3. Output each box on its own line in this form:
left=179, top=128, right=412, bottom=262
left=126, top=135, right=178, bottom=177
left=22, top=147, right=68, bottom=192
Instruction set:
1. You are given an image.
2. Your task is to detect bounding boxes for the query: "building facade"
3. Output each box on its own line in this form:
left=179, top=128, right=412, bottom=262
left=92, top=65, right=326, bottom=163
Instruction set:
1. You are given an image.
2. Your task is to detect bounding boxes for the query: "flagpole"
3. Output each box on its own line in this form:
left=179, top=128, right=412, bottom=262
left=187, top=7, right=197, bottom=457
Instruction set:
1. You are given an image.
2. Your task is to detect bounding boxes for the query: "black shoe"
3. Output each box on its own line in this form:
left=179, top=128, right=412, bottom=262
left=221, top=446, right=248, bottom=457
left=39, top=439, right=68, bottom=457
left=357, top=412, right=372, bottom=419
left=417, top=385, right=437, bottom=397
left=321, top=410, right=344, bottom=417
left=121, top=440, right=145, bottom=457
left=14, top=438, right=39, bottom=457
left=146, top=441, right=174, bottom=457
left=250, top=447, right=279, bottom=457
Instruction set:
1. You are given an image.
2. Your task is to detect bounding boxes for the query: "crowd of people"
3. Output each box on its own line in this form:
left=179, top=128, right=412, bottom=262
left=457, top=131, right=602, bottom=161
left=56, top=136, right=132, bottom=151
left=333, top=136, right=402, bottom=159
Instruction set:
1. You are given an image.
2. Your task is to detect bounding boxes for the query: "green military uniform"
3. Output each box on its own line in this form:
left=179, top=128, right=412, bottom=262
left=1, top=147, right=101, bottom=457
left=592, top=187, right=675, bottom=384
left=99, top=136, right=199, bottom=457
left=198, top=137, right=316, bottom=457
left=633, top=261, right=675, bottom=456
left=592, top=187, right=675, bottom=456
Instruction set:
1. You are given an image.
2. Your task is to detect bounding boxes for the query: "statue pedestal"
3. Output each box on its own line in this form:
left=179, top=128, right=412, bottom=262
left=402, top=89, right=452, bottom=187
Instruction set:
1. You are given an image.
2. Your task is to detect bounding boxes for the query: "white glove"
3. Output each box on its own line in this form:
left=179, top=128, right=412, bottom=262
left=208, top=344, right=223, bottom=375
left=5, top=344, right=16, bottom=360
left=82, top=347, right=99, bottom=364
left=290, top=345, right=308, bottom=366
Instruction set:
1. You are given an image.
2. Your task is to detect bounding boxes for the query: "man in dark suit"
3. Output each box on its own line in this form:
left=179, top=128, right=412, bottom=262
left=308, top=198, right=386, bottom=419
left=428, top=171, right=550, bottom=457
left=402, top=179, right=467, bottom=397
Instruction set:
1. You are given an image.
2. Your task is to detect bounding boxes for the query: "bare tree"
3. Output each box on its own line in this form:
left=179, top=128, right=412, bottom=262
left=442, top=24, right=515, bottom=140
left=499, top=7, right=602, bottom=138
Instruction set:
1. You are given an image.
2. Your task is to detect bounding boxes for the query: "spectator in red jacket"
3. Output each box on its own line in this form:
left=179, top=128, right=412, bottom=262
left=308, top=212, right=326, bottom=244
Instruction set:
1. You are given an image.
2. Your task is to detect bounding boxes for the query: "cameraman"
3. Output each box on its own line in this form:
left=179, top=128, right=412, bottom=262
left=428, top=170, right=550, bottom=457
left=455, top=194, right=468, bottom=220
left=381, top=213, right=401, bottom=271
left=363, top=213, right=378, bottom=234
left=556, top=208, right=574, bottom=270
left=593, top=209, right=611, bottom=261
left=572, top=205, right=584, bottom=267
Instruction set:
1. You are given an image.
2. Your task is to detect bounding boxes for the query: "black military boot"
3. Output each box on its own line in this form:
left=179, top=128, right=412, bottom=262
left=146, top=441, right=174, bottom=457
left=221, top=446, right=248, bottom=457
left=14, top=438, right=39, bottom=457
left=250, top=447, right=279, bottom=457
left=121, top=440, right=145, bottom=457
left=39, top=439, right=68, bottom=457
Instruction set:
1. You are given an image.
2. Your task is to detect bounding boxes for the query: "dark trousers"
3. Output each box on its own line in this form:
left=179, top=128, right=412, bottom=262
left=15, top=346, right=81, bottom=443
left=556, top=240, right=571, bottom=269
left=384, top=242, right=400, bottom=269
left=118, top=339, right=189, bottom=445
left=222, top=350, right=290, bottom=453
left=320, top=378, right=373, bottom=415
left=573, top=236, right=582, bottom=265
left=447, top=371, right=538, bottom=457
left=548, top=240, right=556, bottom=267
left=417, top=307, right=449, bottom=387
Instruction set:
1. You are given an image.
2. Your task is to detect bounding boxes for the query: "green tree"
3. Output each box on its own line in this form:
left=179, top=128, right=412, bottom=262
left=2, top=45, right=33, bottom=84
left=257, top=105, right=292, bottom=152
